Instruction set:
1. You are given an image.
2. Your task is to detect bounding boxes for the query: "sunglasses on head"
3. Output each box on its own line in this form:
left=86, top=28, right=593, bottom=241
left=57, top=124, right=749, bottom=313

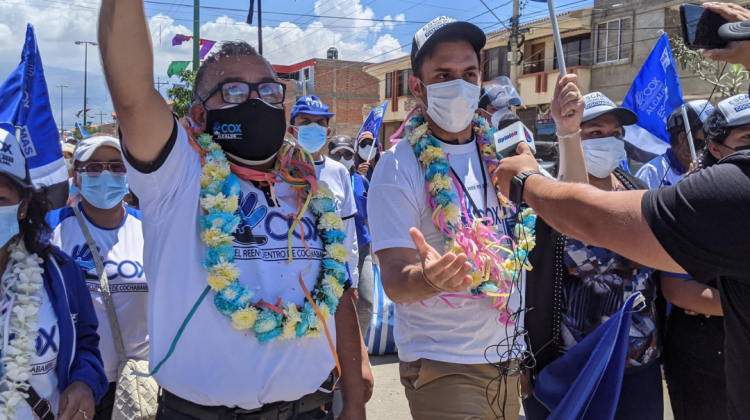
left=330, top=150, right=354, bottom=160
left=75, top=162, right=127, bottom=177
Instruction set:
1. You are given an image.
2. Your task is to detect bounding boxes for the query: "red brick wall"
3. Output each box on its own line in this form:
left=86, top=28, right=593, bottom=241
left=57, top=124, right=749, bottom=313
left=313, top=59, right=380, bottom=137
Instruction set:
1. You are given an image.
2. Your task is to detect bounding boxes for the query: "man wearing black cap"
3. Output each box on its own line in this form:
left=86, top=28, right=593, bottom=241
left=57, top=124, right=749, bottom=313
left=636, top=100, right=714, bottom=189
left=368, top=16, right=525, bottom=419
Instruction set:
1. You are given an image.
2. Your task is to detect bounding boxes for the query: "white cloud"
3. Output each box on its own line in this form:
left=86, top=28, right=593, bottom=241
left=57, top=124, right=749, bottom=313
left=0, top=0, right=407, bottom=128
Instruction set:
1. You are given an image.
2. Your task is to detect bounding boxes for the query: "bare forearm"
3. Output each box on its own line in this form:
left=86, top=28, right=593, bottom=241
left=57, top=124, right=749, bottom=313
left=335, top=289, right=366, bottom=415
left=662, top=276, right=723, bottom=316
left=345, top=219, right=360, bottom=285
left=99, top=0, right=173, bottom=162
left=523, top=175, right=685, bottom=273
left=556, top=134, right=589, bottom=183
left=377, top=251, right=440, bottom=303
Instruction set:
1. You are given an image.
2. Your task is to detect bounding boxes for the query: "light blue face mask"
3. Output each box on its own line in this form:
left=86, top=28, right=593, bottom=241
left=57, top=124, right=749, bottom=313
left=296, top=124, right=328, bottom=153
left=79, top=171, right=129, bottom=209
left=0, top=204, right=20, bottom=248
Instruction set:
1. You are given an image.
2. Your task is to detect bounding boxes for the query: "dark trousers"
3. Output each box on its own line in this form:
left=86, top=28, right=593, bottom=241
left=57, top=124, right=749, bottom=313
left=93, top=382, right=116, bottom=420
left=523, top=361, right=664, bottom=420
left=663, top=310, right=728, bottom=420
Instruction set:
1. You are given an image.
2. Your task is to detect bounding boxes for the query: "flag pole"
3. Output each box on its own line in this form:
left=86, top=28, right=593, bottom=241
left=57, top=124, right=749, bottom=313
left=547, top=0, right=576, bottom=117
left=681, top=105, right=698, bottom=165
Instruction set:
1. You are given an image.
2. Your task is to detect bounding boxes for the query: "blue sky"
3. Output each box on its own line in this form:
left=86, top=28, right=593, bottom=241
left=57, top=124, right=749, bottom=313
left=0, top=0, right=592, bottom=129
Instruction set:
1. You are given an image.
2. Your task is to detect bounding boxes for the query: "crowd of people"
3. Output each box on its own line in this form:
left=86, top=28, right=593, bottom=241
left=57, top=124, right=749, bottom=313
left=2, top=1, right=750, bottom=420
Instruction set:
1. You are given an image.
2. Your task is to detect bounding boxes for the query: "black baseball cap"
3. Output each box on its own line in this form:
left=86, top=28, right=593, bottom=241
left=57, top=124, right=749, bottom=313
left=328, top=135, right=354, bottom=154
left=410, top=16, right=486, bottom=71
left=719, top=19, right=750, bottom=42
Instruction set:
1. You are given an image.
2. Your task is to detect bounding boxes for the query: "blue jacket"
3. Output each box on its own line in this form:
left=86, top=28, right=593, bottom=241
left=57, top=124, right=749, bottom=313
left=44, top=247, right=108, bottom=403
left=351, top=173, right=371, bottom=247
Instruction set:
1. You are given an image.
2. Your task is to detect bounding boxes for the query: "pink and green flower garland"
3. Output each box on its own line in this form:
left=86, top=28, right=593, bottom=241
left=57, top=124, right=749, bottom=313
left=405, top=108, right=537, bottom=313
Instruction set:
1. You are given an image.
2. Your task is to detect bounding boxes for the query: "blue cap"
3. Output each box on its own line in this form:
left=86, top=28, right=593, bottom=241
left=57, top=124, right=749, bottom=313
left=290, top=95, right=335, bottom=122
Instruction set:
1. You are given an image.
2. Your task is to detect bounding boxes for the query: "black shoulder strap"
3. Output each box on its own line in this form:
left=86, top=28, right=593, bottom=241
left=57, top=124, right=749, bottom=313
left=613, top=167, right=648, bottom=191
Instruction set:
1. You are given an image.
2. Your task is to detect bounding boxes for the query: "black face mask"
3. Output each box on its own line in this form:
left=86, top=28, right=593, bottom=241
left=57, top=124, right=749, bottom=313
left=204, top=99, right=286, bottom=162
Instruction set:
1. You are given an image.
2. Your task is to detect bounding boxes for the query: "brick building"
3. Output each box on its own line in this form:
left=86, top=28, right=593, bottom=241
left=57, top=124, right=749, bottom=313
left=273, top=58, right=379, bottom=138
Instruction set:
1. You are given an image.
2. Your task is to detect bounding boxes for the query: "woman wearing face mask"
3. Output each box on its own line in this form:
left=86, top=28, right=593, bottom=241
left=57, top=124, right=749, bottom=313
left=49, top=135, right=149, bottom=420
left=327, top=135, right=374, bottom=337
left=523, top=91, right=664, bottom=420
left=355, top=131, right=380, bottom=180
left=0, top=128, right=107, bottom=420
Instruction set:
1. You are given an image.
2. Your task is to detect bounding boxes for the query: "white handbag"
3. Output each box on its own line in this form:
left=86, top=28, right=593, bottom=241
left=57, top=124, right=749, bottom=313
left=74, top=206, right=158, bottom=420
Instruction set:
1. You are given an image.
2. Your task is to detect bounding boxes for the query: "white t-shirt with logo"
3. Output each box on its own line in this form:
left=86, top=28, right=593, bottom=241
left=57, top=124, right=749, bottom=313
left=51, top=204, right=149, bottom=382
left=315, top=157, right=359, bottom=284
left=2, top=262, right=61, bottom=419
left=122, top=123, right=343, bottom=409
left=368, top=137, right=526, bottom=364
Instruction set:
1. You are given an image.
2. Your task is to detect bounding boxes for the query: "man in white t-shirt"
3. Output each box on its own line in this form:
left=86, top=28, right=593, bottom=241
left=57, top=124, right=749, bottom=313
left=51, top=135, right=149, bottom=419
left=286, top=95, right=373, bottom=402
left=98, top=2, right=366, bottom=419
left=636, top=100, right=714, bottom=189
left=368, top=17, right=524, bottom=419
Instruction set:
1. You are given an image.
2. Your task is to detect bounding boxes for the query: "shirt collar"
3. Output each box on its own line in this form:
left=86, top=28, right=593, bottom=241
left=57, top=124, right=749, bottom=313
left=665, top=149, right=687, bottom=175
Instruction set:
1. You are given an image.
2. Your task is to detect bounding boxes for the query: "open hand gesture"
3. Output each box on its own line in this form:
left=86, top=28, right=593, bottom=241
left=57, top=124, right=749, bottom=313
left=410, top=228, right=473, bottom=293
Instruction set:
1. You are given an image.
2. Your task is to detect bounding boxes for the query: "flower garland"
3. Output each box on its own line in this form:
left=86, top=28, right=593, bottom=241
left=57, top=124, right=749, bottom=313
left=194, top=133, right=348, bottom=343
left=0, top=240, right=45, bottom=420
left=406, top=108, right=537, bottom=313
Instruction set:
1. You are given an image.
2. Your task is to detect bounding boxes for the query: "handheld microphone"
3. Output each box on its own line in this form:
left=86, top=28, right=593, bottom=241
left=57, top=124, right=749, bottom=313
left=493, top=120, right=536, bottom=158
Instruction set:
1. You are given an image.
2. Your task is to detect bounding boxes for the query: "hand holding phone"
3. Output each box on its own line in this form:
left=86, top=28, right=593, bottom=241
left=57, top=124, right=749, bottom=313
left=681, top=4, right=729, bottom=50
left=699, top=2, right=750, bottom=69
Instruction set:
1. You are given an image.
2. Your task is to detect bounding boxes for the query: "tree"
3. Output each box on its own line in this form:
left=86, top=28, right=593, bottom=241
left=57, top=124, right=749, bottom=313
left=670, top=35, right=749, bottom=98
left=167, top=69, right=197, bottom=118
left=72, top=125, right=102, bottom=140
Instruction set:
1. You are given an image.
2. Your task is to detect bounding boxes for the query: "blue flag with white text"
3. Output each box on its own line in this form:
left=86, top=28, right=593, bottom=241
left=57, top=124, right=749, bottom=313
left=357, top=101, right=388, bottom=150
left=622, top=34, right=684, bottom=161
left=0, top=24, right=67, bottom=208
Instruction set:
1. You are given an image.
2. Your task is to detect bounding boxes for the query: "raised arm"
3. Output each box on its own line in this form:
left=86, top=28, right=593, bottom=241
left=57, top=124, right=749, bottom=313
left=98, top=0, right=174, bottom=163
left=551, top=74, right=588, bottom=183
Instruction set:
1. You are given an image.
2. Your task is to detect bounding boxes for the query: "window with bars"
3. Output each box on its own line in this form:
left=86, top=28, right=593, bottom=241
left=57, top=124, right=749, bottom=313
left=385, top=72, right=393, bottom=98
left=483, top=46, right=509, bottom=81
left=397, top=69, right=413, bottom=96
left=595, top=18, right=632, bottom=64
left=554, top=35, right=592, bottom=69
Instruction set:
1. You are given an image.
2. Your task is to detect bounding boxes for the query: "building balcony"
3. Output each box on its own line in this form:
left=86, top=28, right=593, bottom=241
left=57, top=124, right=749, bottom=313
left=517, top=66, right=591, bottom=107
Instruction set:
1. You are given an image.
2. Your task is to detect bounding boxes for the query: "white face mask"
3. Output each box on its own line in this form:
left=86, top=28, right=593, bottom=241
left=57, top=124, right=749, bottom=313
left=490, top=108, right=514, bottom=129
left=423, top=79, right=481, bottom=133
left=582, top=137, right=627, bottom=178
left=339, top=158, right=354, bottom=170
left=0, top=204, right=20, bottom=248
left=358, top=145, right=374, bottom=161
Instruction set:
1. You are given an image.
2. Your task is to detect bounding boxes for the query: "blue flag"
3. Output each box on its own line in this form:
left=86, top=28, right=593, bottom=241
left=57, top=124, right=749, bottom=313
left=0, top=24, right=68, bottom=208
left=622, top=34, right=684, bottom=161
left=75, top=122, right=91, bottom=139
left=356, top=101, right=388, bottom=151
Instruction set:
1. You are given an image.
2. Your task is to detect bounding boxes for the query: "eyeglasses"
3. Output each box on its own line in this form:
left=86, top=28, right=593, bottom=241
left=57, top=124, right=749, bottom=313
left=75, top=162, right=127, bottom=177
left=200, top=81, right=286, bottom=106
left=330, top=150, right=354, bottom=160
left=358, top=138, right=374, bottom=148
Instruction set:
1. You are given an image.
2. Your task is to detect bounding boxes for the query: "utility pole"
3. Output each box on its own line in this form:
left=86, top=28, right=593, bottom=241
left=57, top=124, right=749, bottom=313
left=75, top=41, right=97, bottom=127
left=509, top=0, right=520, bottom=86
left=258, top=0, right=263, bottom=55
left=95, top=111, right=107, bottom=127
left=155, top=77, right=169, bottom=92
left=55, top=84, right=68, bottom=139
left=193, top=0, right=200, bottom=71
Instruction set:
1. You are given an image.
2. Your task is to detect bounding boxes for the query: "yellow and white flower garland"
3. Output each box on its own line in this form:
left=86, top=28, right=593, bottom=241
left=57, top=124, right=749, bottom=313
left=195, top=133, right=349, bottom=342
left=0, top=240, right=44, bottom=420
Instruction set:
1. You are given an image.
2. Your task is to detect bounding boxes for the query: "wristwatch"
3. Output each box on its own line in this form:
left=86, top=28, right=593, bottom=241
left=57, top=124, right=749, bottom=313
left=509, top=170, right=542, bottom=207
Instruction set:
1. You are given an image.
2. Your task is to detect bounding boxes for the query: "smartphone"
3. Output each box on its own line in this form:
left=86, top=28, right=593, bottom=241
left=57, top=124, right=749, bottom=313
left=680, top=4, right=729, bottom=50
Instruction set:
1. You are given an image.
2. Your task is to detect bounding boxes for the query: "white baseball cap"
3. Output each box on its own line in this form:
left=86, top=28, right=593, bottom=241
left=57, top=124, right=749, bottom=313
left=0, top=126, right=32, bottom=190
left=582, top=92, right=638, bottom=126
left=410, top=16, right=486, bottom=70
left=715, top=94, right=750, bottom=127
left=73, top=136, right=122, bottom=163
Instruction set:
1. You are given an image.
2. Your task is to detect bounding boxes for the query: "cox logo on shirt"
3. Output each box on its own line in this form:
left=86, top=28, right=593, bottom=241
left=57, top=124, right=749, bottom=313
left=71, top=244, right=144, bottom=280
left=212, top=122, right=243, bottom=140
left=234, top=191, right=319, bottom=245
